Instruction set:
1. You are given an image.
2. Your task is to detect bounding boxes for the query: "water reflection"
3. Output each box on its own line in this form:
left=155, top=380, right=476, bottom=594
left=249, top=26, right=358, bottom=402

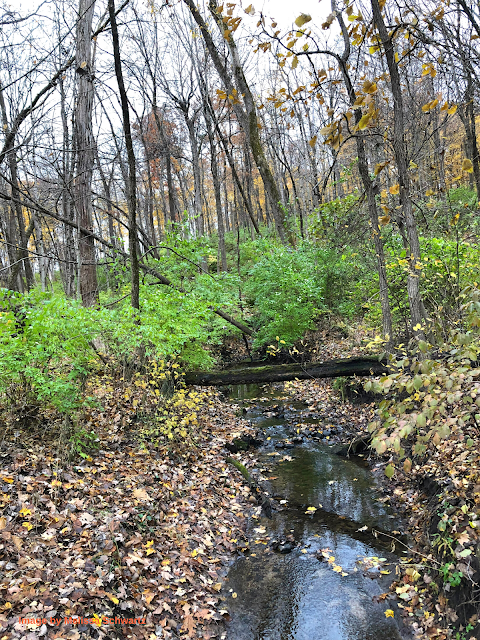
left=225, top=384, right=404, bottom=640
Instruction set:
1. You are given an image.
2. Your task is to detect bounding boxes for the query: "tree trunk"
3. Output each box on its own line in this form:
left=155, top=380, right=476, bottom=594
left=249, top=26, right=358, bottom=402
left=181, top=0, right=292, bottom=245
left=370, top=0, right=424, bottom=335
left=0, top=85, right=34, bottom=291
left=204, top=101, right=227, bottom=271
left=74, top=0, right=99, bottom=306
left=333, top=4, right=393, bottom=343
left=184, top=357, right=388, bottom=386
left=109, top=0, right=140, bottom=310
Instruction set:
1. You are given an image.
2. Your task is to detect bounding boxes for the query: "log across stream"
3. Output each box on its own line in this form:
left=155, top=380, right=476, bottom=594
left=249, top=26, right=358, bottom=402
left=185, top=356, right=388, bottom=387
left=222, top=383, right=408, bottom=640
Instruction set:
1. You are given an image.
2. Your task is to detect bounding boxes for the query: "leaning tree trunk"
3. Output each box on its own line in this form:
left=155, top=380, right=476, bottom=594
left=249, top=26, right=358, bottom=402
left=371, top=0, right=425, bottom=335
left=181, top=0, right=292, bottom=245
left=333, top=4, right=393, bottom=343
left=74, top=0, right=99, bottom=307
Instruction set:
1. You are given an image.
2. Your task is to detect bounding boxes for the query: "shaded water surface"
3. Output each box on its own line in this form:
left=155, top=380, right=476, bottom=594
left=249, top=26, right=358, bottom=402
left=224, top=384, right=406, bottom=640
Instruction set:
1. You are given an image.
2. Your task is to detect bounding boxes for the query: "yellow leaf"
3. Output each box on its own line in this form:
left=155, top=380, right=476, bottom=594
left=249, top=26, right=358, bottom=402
left=378, top=215, right=391, bottom=226
left=19, top=507, right=32, bottom=517
left=463, top=158, right=474, bottom=173
left=320, top=124, right=333, bottom=135
left=292, top=56, right=299, bottom=69
left=244, top=4, right=255, bottom=15
left=358, top=113, right=372, bottom=129
left=389, top=184, right=400, bottom=195
left=369, top=45, right=380, bottom=54
left=385, top=609, right=395, bottom=618
left=395, top=52, right=399, bottom=62
left=2, top=477, right=14, bottom=484
left=448, top=104, right=457, bottom=115
left=107, top=593, right=119, bottom=605
left=295, top=13, right=312, bottom=27
left=381, top=189, right=388, bottom=199
left=374, top=161, right=389, bottom=176
left=425, top=188, right=434, bottom=196
left=22, top=522, right=33, bottom=531
left=213, top=583, right=222, bottom=591
left=363, top=80, right=377, bottom=94
left=309, top=136, right=317, bottom=147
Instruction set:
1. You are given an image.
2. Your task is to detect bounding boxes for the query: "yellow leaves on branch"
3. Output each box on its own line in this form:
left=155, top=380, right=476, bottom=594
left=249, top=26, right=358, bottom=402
left=363, top=79, right=377, bottom=94
left=358, top=112, right=372, bottom=129
left=295, top=13, right=312, bottom=27
left=463, top=158, right=474, bottom=173
left=421, top=98, right=439, bottom=113
left=322, top=12, right=335, bottom=29
left=374, top=160, right=389, bottom=176
left=421, top=62, right=436, bottom=78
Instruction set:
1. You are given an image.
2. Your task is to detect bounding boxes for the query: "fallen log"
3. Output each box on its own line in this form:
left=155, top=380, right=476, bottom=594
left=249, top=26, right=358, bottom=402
left=185, top=356, right=388, bottom=386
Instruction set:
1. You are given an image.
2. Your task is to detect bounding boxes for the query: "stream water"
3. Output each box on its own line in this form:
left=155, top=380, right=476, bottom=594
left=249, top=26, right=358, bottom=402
left=223, top=384, right=408, bottom=640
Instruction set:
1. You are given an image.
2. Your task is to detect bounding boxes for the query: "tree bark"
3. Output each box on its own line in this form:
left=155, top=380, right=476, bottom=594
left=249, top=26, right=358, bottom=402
left=74, top=0, right=99, bottom=306
left=181, top=0, right=292, bottom=245
left=333, top=3, right=393, bottom=342
left=108, top=0, right=140, bottom=310
left=184, top=357, right=388, bottom=386
left=370, top=0, right=425, bottom=335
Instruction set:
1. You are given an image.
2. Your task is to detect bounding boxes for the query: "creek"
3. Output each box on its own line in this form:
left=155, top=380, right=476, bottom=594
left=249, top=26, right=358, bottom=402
left=222, top=383, right=408, bottom=640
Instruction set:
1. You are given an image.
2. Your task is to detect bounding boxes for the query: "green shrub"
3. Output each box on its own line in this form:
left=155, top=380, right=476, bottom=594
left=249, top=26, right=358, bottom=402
left=244, top=243, right=361, bottom=348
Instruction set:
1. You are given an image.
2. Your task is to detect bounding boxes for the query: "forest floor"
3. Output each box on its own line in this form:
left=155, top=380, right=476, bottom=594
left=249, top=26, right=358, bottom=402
left=1, top=336, right=480, bottom=640
left=0, top=379, right=257, bottom=640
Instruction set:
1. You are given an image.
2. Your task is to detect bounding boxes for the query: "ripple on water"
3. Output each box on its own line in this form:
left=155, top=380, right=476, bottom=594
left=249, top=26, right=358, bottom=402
left=224, top=384, right=406, bottom=640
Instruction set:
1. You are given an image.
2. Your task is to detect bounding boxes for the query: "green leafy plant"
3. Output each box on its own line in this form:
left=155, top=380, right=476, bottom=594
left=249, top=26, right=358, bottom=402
left=439, top=562, right=463, bottom=588
left=69, top=426, right=100, bottom=460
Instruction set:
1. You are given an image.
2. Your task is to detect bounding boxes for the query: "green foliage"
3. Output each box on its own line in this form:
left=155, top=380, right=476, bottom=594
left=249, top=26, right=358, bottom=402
left=439, top=562, right=463, bottom=588
left=359, top=233, right=480, bottom=333
left=310, top=191, right=360, bottom=240
left=0, top=279, right=228, bottom=420
left=243, top=243, right=360, bottom=348
left=69, top=425, right=100, bottom=460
